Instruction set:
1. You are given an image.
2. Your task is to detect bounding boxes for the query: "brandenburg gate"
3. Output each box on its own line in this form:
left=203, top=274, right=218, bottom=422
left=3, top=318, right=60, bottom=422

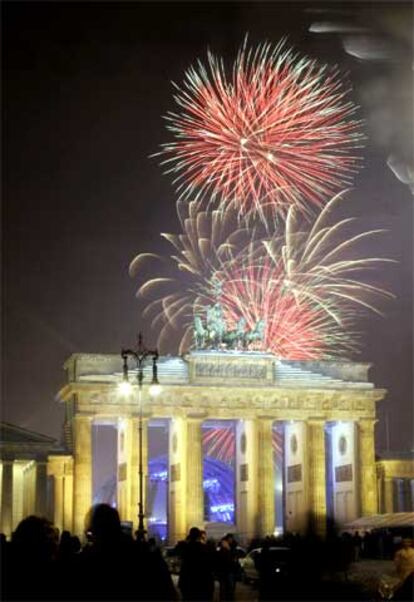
left=54, top=351, right=385, bottom=543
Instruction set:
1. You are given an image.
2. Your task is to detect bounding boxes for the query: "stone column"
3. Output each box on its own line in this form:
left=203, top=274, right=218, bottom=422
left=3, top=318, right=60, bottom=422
left=383, top=477, right=394, bottom=514
left=54, top=475, right=64, bottom=532
left=186, top=417, right=204, bottom=531
left=236, top=420, right=258, bottom=543
left=358, top=418, right=378, bottom=516
left=25, top=462, right=36, bottom=516
left=35, top=461, right=48, bottom=516
left=307, top=419, right=327, bottom=537
left=127, top=416, right=147, bottom=531
left=168, top=417, right=188, bottom=544
left=48, top=457, right=65, bottom=533
left=117, top=419, right=128, bottom=521
left=330, top=421, right=359, bottom=524
left=128, top=417, right=139, bottom=530
left=63, top=460, right=74, bottom=532
left=284, top=421, right=308, bottom=534
left=1, top=460, right=14, bottom=538
left=73, top=415, right=93, bottom=537
left=257, top=419, right=275, bottom=536
left=12, top=463, right=24, bottom=530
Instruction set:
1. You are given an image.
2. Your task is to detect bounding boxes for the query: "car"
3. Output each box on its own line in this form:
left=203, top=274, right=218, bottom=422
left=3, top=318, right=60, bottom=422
left=239, top=546, right=291, bottom=583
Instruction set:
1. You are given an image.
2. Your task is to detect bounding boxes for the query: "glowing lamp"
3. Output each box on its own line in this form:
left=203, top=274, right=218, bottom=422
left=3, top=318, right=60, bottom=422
left=149, top=383, right=162, bottom=397
left=118, top=380, right=133, bottom=397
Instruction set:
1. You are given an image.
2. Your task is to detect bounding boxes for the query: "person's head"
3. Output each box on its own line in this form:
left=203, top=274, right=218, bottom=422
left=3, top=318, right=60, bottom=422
left=85, top=504, right=121, bottom=545
left=200, top=530, right=207, bottom=544
left=402, top=538, right=412, bottom=549
left=220, top=538, right=230, bottom=550
left=60, top=530, right=71, bottom=545
left=224, top=533, right=235, bottom=546
left=71, top=535, right=81, bottom=553
left=12, top=516, right=58, bottom=561
left=188, top=527, right=201, bottom=542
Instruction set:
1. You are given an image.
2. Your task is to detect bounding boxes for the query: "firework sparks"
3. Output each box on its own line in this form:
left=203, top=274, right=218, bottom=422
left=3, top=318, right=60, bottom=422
left=129, top=201, right=252, bottom=353
left=130, top=192, right=392, bottom=358
left=266, top=190, right=395, bottom=324
left=157, top=38, right=364, bottom=222
left=215, top=239, right=352, bottom=359
left=215, top=192, right=394, bottom=357
left=202, top=423, right=283, bottom=465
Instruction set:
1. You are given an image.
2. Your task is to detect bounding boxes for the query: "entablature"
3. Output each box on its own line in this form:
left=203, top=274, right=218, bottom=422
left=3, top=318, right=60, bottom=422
left=59, top=381, right=385, bottom=421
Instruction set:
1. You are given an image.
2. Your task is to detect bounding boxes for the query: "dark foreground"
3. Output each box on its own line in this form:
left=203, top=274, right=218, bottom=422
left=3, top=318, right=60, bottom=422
left=1, top=506, right=413, bottom=601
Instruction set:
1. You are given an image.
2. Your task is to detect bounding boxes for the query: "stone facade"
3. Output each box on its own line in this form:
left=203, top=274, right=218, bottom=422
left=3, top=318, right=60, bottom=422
left=376, top=452, right=414, bottom=514
left=4, top=352, right=412, bottom=544
left=0, top=422, right=56, bottom=538
left=56, top=351, right=385, bottom=542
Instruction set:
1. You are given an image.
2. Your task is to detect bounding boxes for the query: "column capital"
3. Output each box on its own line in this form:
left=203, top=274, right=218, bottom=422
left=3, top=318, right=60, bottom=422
left=186, top=412, right=208, bottom=421
left=307, top=417, right=326, bottom=425
left=256, top=416, right=274, bottom=424
left=74, top=413, right=93, bottom=423
left=357, top=417, right=378, bottom=427
left=47, top=458, right=65, bottom=478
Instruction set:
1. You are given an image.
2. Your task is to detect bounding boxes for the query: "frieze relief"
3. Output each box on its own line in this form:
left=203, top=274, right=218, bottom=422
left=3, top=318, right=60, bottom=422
left=72, top=382, right=382, bottom=419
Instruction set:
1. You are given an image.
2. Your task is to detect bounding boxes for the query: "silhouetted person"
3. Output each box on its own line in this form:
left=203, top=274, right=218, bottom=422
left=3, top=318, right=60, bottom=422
left=178, top=527, right=215, bottom=601
left=352, top=531, right=362, bottom=561
left=76, top=504, right=175, bottom=600
left=216, top=537, right=237, bottom=601
left=3, top=515, right=59, bottom=600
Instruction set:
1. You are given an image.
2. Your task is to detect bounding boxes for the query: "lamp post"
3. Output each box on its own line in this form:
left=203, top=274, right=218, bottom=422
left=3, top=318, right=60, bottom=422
left=120, top=332, right=160, bottom=540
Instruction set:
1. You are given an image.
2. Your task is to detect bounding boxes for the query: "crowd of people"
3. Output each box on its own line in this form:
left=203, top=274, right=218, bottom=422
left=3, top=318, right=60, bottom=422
left=1, top=504, right=413, bottom=601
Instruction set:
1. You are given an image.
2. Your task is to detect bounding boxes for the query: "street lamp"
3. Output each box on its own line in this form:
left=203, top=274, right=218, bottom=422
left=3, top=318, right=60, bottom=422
left=118, top=332, right=161, bottom=540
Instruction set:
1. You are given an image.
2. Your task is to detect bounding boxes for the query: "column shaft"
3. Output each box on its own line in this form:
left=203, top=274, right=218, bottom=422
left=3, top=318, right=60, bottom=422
left=358, top=419, right=378, bottom=515
left=257, top=419, right=275, bottom=536
left=35, top=461, right=48, bottom=516
left=73, top=415, right=93, bottom=537
left=63, top=469, right=74, bottom=532
left=128, top=417, right=147, bottom=531
left=236, top=420, right=258, bottom=543
left=54, top=476, right=64, bottom=532
left=307, top=420, right=327, bottom=537
left=1, top=461, right=14, bottom=538
left=383, top=477, right=394, bottom=514
left=168, top=417, right=188, bottom=544
left=12, top=463, right=24, bottom=530
left=186, top=418, right=204, bottom=530
left=284, top=422, right=308, bottom=534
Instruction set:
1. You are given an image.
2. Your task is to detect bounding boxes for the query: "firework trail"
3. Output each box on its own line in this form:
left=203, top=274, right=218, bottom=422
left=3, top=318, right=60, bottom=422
left=129, top=200, right=253, bottom=353
left=266, top=191, right=395, bottom=325
left=215, top=191, right=393, bottom=357
left=214, top=238, right=352, bottom=359
left=157, top=38, right=364, bottom=222
left=130, top=193, right=392, bottom=358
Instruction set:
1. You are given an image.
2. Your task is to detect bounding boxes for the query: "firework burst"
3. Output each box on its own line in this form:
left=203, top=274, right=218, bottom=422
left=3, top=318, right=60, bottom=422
left=213, top=239, right=352, bottom=359
left=214, top=191, right=393, bottom=357
left=130, top=193, right=392, bottom=358
left=266, top=191, right=395, bottom=325
left=157, top=38, right=364, bottom=222
left=129, top=201, right=253, bottom=353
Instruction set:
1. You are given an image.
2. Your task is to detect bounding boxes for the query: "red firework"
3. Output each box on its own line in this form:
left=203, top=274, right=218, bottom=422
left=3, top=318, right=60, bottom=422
left=202, top=425, right=283, bottom=465
left=214, top=245, right=351, bottom=359
left=159, top=39, right=363, bottom=221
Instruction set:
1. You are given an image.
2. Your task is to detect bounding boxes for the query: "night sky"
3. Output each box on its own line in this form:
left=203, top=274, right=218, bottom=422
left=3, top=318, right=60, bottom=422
left=3, top=2, right=413, bottom=452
